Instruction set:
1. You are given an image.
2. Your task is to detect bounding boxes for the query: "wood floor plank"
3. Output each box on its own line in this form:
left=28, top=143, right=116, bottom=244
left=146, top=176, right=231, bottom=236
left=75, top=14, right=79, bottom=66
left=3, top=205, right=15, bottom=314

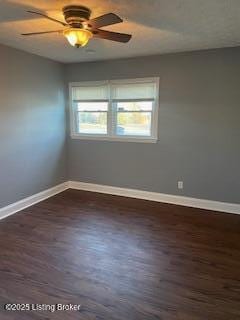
left=0, top=189, right=240, bottom=319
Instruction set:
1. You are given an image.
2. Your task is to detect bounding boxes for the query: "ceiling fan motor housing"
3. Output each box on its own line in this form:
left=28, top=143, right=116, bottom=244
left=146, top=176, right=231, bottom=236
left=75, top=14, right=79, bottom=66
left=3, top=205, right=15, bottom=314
left=63, top=5, right=91, bottom=27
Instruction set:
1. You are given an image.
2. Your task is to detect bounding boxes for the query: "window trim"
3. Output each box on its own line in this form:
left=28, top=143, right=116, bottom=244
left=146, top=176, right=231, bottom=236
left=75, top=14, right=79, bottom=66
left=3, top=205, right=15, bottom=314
left=69, top=78, right=159, bottom=143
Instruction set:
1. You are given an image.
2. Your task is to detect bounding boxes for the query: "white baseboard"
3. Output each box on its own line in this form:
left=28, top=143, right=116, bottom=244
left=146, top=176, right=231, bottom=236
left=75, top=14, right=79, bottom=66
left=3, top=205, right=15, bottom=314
left=69, top=181, right=240, bottom=215
left=0, top=182, right=69, bottom=221
left=1, top=180, right=239, bottom=222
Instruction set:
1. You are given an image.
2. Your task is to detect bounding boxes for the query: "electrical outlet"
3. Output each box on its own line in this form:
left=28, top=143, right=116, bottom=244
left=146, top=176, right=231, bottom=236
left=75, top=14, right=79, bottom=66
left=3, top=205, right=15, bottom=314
left=178, top=181, right=183, bottom=189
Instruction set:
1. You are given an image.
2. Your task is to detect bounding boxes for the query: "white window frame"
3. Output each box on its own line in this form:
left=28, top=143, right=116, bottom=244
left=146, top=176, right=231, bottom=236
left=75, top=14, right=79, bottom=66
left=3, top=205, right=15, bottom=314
left=69, top=77, right=159, bottom=143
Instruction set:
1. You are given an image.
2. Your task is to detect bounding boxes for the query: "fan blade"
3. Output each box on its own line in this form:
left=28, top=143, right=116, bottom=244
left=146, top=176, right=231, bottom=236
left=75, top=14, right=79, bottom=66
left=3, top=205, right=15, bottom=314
left=93, top=29, right=132, bottom=43
left=22, top=30, right=62, bottom=36
left=27, top=10, right=67, bottom=26
left=84, top=13, right=122, bottom=29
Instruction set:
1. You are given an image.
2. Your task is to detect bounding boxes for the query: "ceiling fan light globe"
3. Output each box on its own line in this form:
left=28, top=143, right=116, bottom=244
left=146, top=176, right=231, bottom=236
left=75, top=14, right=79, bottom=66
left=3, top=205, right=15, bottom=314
left=63, top=28, right=92, bottom=47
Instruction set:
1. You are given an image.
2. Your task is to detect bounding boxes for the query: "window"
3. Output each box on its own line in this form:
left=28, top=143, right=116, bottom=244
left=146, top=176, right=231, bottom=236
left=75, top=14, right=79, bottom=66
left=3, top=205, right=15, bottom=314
left=69, top=78, right=159, bottom=142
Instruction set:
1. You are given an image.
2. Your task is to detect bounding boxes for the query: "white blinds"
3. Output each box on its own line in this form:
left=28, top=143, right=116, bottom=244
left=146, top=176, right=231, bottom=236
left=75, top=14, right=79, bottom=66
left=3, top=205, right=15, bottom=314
left=111, top=81, right=156, bottom=100
left=71, top=79, right=158, bottom=101
left=72, top=84, right=108, bottom=101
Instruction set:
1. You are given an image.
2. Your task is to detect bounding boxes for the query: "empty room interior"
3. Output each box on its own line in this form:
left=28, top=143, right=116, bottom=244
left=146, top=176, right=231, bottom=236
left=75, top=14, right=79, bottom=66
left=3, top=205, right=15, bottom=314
left=0, top=0, right=240, bottom=319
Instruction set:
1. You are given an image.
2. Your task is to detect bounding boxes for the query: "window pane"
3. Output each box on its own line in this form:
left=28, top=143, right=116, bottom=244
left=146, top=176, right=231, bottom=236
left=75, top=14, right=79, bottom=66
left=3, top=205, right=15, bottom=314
left=77, top=102, right=108, bottom=111
left=116, top=112, right=151, bottom=136
left=117, top=101, right=153, bottom=111
left=77, top=112, right=107, bottom=134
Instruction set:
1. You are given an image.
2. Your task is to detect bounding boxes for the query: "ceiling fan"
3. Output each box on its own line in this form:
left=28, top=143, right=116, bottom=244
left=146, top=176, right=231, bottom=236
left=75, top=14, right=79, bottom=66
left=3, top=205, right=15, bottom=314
left=21, top=5, right=132, bottom=48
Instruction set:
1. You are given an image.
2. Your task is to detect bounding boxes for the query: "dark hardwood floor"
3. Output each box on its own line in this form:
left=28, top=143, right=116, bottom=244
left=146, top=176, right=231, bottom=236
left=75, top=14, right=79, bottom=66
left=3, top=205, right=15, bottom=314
left=0, top=189, right=240, bottom=319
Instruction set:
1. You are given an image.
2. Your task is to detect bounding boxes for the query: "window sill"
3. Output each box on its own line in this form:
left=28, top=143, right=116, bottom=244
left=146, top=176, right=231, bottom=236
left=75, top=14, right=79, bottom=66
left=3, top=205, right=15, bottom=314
left=70, top=134, right=157, bottom=143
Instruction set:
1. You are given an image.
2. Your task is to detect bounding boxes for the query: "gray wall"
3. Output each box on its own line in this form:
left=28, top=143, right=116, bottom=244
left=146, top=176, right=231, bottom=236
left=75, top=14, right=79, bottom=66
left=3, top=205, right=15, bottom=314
left=65, top=47, right=240, bottom=204
left=0, top=44, right=66, bottom=208
left=1, top=44, right=239, bottom=207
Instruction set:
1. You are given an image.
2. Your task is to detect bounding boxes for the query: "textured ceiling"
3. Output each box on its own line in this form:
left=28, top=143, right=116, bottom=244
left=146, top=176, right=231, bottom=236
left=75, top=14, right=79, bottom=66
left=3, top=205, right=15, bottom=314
left=0, top=0, right=240, bottom=63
